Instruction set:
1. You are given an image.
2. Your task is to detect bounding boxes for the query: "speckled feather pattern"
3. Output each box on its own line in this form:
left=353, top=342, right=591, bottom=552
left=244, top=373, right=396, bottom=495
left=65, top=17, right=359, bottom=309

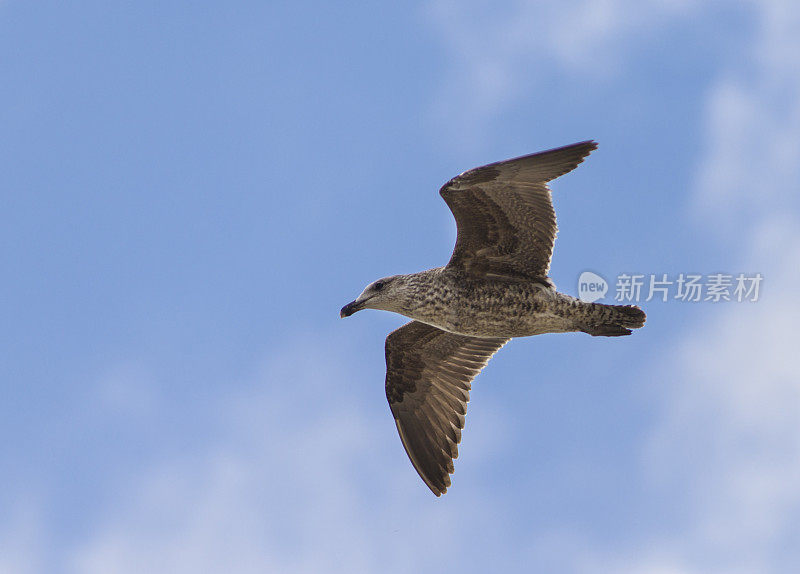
left=383, top=267, right=642, bottom=339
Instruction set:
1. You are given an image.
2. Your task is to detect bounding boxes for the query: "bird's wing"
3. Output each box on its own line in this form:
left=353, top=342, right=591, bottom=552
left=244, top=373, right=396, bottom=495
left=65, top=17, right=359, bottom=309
left=385, top=321, right=507, bottom=496
left=440, top=140, right=597, bottom=280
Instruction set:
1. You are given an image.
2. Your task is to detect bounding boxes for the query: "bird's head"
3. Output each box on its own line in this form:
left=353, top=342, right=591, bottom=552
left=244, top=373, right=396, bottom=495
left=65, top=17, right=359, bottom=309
left=340, top=275, right=404, bottom=318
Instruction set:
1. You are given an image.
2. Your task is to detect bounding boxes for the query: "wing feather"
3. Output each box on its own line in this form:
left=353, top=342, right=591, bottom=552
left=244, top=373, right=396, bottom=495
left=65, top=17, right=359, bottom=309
left=440, top=140, right=597, bottom=279
left=385, top=321, right=507, bottom=496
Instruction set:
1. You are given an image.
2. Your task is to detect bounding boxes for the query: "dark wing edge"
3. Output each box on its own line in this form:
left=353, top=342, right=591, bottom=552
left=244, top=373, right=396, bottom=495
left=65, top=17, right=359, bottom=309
left=385, top=321, right=508, bottom=496
left=440, top=140, right=598, bottom=192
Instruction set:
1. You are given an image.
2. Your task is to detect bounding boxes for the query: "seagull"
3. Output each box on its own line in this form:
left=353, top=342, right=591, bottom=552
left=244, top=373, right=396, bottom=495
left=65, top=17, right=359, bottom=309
left=340, top=141, right=645, bottom=496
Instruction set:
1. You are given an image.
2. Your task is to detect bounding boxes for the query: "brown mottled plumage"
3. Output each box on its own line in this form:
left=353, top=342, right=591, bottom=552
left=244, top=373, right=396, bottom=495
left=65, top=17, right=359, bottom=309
left=340, top=141, right=646, bottom=496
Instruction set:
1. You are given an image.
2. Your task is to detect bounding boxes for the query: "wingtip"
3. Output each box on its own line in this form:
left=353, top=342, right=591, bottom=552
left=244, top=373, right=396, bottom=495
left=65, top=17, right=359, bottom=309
left=425, top=474, right=450, bottom=497
left=559, top=139, right=597, bottom=149
left=420, top=474, right=448, bottom=497
left=575, top=139, right=599, bottom=153
left=428, top=479, right=448, bottom=496
left=567, top=139, right=598, bottom=156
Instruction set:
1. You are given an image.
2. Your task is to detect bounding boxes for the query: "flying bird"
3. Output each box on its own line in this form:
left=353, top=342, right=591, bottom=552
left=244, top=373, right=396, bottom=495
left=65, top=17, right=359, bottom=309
left=340, top=141, right=645, bottom=496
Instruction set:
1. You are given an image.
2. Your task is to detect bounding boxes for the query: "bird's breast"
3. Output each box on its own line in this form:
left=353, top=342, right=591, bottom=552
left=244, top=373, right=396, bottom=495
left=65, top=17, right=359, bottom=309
left=406, top=279, right=562, bottom=338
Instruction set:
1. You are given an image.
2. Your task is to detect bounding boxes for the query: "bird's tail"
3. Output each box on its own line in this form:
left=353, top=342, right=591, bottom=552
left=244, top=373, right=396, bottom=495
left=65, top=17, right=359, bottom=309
left=579, top=303, right=646, bottom=337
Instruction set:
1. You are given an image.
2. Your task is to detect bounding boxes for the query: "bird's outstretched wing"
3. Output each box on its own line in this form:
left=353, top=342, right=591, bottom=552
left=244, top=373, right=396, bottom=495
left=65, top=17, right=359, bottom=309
left=385, top=321, right=507, bottom=496
left=440, top=140, right=597, bottom=280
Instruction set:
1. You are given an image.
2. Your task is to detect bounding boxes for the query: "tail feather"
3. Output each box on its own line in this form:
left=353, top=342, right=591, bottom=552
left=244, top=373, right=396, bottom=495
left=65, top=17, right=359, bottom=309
left=581, top=304, right=646, bottom=337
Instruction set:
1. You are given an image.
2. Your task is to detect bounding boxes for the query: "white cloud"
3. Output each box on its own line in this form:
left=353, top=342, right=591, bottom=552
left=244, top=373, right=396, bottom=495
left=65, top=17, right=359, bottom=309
left=431, top=1, right=800, bottom=571
left=426, top=0, right=695, bottom=137
left=634, top=1, right=800, bottom=571
left=4, top=3, right=799, bottom=572
left=643, top=220, right=800, bottom=571
left=68, top=336, right=377, bottom=573
left=693, top=2, right=800, bottom=230
left=64, top=333, right=510, bottom=574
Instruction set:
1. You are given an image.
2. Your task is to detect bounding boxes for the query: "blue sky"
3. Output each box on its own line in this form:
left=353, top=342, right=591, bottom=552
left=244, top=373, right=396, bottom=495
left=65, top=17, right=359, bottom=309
left=2, top=1, right=799, bottom=572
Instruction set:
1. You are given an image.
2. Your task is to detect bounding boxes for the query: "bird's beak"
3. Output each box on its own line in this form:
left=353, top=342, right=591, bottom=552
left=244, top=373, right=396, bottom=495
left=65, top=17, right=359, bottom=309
left=340, top=300, right=362, bottom=318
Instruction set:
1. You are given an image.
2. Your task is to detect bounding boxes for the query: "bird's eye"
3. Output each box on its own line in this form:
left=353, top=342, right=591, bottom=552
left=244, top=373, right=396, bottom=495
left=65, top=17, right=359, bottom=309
left=374, top=281, right=385, bottom=291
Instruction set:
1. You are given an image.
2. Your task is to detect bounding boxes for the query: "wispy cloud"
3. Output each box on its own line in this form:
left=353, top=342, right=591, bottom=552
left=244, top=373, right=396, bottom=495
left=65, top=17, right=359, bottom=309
left=426, top=0, right=694, bottom=141
left=634, top=1, right=800, bottom=571
left=642, top=223, right=800, bottom=571
left=68, top=336, right=380, bottom=573
left=429, top=1, right=800, bottom=571
left=694, top=1, right=800, bottom=231
left=61, top=332, right=510, bottom=574
left=4, top=3, right=799, bottom=572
